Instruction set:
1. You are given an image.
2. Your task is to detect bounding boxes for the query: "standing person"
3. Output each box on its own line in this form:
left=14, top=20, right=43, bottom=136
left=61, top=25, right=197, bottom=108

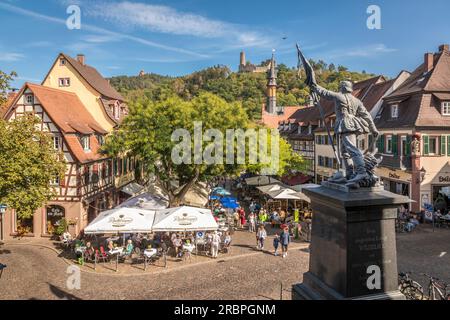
left=257, top=225, right=267, bottom=250
left=249, top=201, right=256, bottom=214
left=273, top=233, right=280, bottom=256
left=248, top=212, right=256, bottom=233
left=210, top=231, right=221, bottom=258
left=280, top=227, right=291, bottom=258
left=234, top=210, right=241, bottom=229
left=239, top=208, right=247, bottom=229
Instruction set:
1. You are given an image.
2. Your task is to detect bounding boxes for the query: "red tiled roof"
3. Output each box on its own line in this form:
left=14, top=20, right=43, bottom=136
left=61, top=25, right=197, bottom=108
left=25, top=83, right=107, bottom=134
left=64, top=134, right=105, bottom=163
left=6, top=83, right=108, bottom=164
left=377, top=46, right=450, bottom=129
left=59, top=53, right=124, bottom=101
left=261, top=105, right=305, bottom=129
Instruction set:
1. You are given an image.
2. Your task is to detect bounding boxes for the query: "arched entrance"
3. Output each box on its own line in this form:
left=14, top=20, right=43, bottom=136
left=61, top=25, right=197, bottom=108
left=46, top=205, right=66, bottom=235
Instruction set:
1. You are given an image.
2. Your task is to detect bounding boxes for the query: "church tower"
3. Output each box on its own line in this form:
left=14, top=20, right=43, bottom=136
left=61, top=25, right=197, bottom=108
left=266, top=52, right=277, bottom=114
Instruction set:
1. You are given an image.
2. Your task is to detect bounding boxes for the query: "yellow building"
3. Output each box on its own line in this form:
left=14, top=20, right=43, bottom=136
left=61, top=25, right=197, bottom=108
left=42, top=53, right=127, bottom=132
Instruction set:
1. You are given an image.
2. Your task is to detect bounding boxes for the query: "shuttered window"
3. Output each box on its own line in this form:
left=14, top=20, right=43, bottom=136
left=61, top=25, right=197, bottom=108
left=441, top=136, right=446, bottom=155
left=392, top=135, right=398, bottom=156
left=406, top=135, right=412, bottom=156
left=423, top=136, right=429, bottom=155
left=447, top=136, right=450, bottom=156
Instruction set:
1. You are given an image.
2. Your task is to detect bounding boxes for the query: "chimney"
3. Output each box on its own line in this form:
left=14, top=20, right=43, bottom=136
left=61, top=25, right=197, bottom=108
left=439, top=44, right=449, bottom=53
left=77, top=54, right=85, bottom=66
left=424, top=53, right=434, bottom=72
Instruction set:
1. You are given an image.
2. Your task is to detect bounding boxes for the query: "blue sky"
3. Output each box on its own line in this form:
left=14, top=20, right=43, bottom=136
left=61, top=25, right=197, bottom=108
left=1, top=0, right=450, bottom=88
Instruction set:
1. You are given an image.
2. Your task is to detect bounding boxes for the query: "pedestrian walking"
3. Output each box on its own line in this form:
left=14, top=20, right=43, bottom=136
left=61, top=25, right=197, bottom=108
left=257, top=225, right=267, bottom=250
left=210, top=231, right=221, bottom=258
left=273, top=233, right=280, bottom=256
left=280, top=227, right=290, bottom=258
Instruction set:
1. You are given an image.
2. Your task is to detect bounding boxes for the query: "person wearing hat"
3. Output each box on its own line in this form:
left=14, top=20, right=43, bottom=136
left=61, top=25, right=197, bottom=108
left=311, top=80, right=380, bottom=184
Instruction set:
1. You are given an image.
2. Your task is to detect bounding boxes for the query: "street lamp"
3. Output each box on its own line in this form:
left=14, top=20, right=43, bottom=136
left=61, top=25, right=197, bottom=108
left=0, top=204, right=7, bottom=241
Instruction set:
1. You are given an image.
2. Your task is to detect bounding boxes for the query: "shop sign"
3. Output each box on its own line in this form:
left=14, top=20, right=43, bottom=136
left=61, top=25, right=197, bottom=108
left=109, top=215, right=133, bottom=227
left=47, top=205, right=65, bottom=217
left=175, top=213, right=198, bottom=226
left=389, top=173, right=401, bottom=180
left=438, top=176, right=450, bottom=183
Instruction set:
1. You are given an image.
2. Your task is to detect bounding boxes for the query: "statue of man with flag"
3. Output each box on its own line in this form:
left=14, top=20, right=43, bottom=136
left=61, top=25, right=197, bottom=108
left=297, top=44, right=380, bottom=186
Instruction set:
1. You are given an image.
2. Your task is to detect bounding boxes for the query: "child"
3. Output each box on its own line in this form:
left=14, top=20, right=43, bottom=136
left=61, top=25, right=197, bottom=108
left=273, top=233, right=280, bottom=256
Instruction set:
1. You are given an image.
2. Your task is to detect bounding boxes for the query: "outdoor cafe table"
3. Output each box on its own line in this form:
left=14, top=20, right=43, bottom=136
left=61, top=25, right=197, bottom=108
left=109, top=247, right=124, bottom=272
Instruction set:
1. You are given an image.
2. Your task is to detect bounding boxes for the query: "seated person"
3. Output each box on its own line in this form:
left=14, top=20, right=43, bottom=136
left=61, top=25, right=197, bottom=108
left=84, top=242, right=95, bottom=259
left=121, top=240, right=134, bottom=257
left=223, top=233, right=232, bottom=246
left=107, top=241, right=114, bottom=252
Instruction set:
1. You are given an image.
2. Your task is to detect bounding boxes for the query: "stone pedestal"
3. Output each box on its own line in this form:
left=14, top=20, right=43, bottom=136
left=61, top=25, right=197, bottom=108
left=292, top=183, right=409, bottom=300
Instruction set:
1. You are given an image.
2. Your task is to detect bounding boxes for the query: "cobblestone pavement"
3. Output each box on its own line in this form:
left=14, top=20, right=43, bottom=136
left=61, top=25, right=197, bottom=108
left=396, top=224, right=450, bottom=290
left=0, top=231, right=310, bottom=300
left=1, top=224, right=448, bottom=300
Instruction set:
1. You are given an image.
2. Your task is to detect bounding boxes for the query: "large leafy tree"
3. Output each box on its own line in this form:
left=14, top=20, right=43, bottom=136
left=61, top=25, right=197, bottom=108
left=104, top=92, right=302, bottom=207
left=0, top=115, right=66, bottom=219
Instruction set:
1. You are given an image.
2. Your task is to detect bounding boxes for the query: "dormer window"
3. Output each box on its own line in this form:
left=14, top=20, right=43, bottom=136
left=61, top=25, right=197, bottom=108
left=442, top=102, right=450, bottom=116
left=391, top=105, right=399, bottom=119
left=81, top=136, right=90, bottom=151
left=25, top=94, right=34, bottom=105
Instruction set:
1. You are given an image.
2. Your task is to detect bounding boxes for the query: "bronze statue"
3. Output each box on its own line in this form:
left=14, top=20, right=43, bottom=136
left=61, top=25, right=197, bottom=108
left=297, top=44, right=381, bottom=188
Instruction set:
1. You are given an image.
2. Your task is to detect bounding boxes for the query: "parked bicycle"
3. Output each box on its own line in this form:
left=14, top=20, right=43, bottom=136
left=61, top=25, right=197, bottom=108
left=422, top=273, right=450, bottom=300
left=398, top=272, right=424, bottom=300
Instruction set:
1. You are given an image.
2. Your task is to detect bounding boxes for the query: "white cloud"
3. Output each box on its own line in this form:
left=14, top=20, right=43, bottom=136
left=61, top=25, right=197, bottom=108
left=0, top=2, right=207, bottom=58
left=0, top=52, right=25, bottom=62
left=328, top=44, right=397, bottom=59
left=84, top=1, right=271, bottom=47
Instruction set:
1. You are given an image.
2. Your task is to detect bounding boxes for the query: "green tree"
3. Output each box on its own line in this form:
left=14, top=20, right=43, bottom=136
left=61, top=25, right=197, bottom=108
left=104, top=93, right=303, bottom=207
left=0, top=115, right=66, bottom=219
left=0, top=70, right=17, bottom=106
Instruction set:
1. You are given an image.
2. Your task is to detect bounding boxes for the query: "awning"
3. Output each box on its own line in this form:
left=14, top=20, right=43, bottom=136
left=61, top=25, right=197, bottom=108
left=118, top=192, right=168, bottom=210
left=245, top=176, right=282, bottom=186
left=121, top=182, right=145, bottom=197
left=84, top=207, right=156, bottom=234
left=152, top=206, right=219, bottom=232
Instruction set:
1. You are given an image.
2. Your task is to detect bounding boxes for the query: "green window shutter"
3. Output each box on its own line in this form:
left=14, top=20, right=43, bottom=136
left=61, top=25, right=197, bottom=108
left=447, top=136, right=450, bottom=156
left=380, top=135, right=385, bottom=153
left=392, top=135, right=398, bottom=156
left=441, top=136, right=446, bottom=155
left=113, top=159, right=117, bottom=175
left=423, top=136, right=429, bottom=155
left=406, top=135, right=411, bottom=156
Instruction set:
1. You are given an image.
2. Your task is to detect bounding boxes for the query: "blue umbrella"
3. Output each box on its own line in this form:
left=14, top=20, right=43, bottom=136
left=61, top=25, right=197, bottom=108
left=209, top=195, right=221, bottom=201
left=220, top=197, right=238, bottom=204
left=222, top=202, right=239, bottom=209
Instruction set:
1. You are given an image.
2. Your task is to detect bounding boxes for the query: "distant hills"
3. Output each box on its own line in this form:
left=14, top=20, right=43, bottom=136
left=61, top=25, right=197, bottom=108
left=109, top=60, right=377, bottom=121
